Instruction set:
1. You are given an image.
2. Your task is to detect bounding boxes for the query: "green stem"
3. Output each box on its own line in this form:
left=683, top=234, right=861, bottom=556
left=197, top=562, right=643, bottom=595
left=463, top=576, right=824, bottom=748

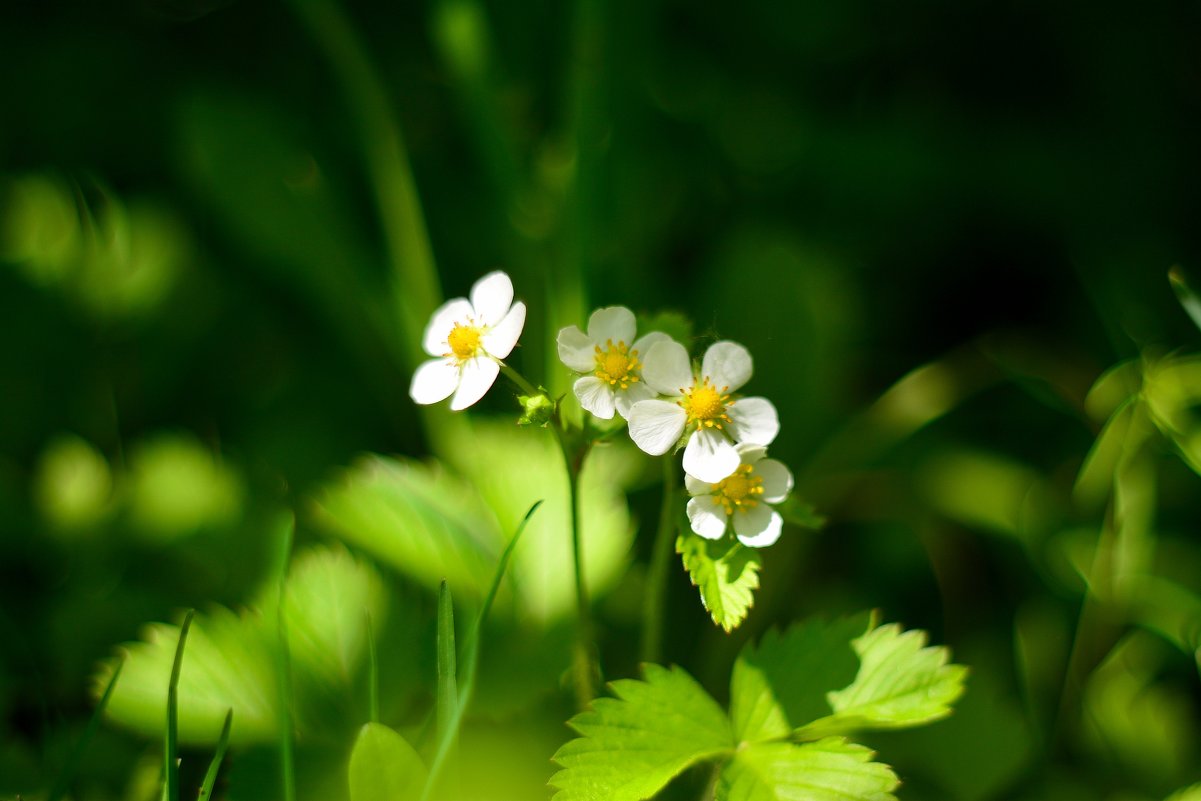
left=498, top=361, right=541, bottom=398
left=560, top=426, right=596, bottom=707
left=642, top=456, right=678, bottom=663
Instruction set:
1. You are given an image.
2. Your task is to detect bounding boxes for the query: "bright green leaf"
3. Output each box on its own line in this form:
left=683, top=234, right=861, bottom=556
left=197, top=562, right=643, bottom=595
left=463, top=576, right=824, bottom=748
left=730, top=613, right=872, bottom=743
left=99, top=608, right=278, bottom=746
left=677, top=533, right=762, bottom=632
left=804, top=623, right=967, bottom=736
left=716, top=738, right=898, bottom=801
left=550, top=664, right=734, bottom=801
left=1167, top=784, right=1201, bottom=801
left=278, top=546, right=387, bottom=690
left=310, top=455, right=499, bottom=598
left=348, top=723, right=427, bottom=801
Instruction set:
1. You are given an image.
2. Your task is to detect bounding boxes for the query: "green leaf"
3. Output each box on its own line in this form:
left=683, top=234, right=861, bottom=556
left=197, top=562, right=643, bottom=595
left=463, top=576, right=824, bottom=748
left=435, top=580, right=458, bottom=750
left=677, top=533, right=762, bottom=632
left=279, top=545, right=387, bottom=691
left=100, top=608, right=278, bottom=746
left=310, top=455, right=500, bottom=598
left=348, top=723, right=427, bottom=801
left=166, top=610, right=195, bottom=801
left=716, top=738, right=899, bottom=801
left=775, top=496, right=825, bottom=531
left=1169, top=266, right=1201, bottom=335
left=1167, top=784, right=1201, bottom=801
left=730, top=613, right=872, bottom=743
left=804, top=623, right=967, bottom=736
left=197, top=709, right=233, bottom=801
left=445, top=422, right=637, bottom=623
left=550, top=664, right=735, bottom=801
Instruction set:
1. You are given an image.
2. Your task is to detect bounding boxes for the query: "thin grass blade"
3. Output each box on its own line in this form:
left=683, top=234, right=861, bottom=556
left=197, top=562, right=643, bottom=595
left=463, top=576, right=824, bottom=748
left=197, top=709, right=233, bottom=801
left=46, top=659, right=125, bottom=801
left=366, top=610, right=380, bottom=724
left=166, top=610, right=196, bottom=801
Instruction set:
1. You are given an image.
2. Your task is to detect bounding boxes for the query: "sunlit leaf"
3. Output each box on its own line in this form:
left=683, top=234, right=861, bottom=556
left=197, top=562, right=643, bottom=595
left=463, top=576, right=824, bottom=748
left=730, top=613, right=871, bottom=743
left=348, top=723, right=426, bottom=801
left=550, top=664, right=734, bottom=801
left=803, top=623, right=967, bottom=736
left=445, top=421, right=637, bottom=622
left=1166, top=783, right=1201, bottom=801
left=125, top=432, right=243, bottom=541
left=677, top=533, right=761, bottom=632
left=1169, top=266, right=1201, bottom=335
left=310, top=454, right=499, bottom=598
left=716, top=738, right=898, bottom=801
left=33, top=434, right=114, bottom=533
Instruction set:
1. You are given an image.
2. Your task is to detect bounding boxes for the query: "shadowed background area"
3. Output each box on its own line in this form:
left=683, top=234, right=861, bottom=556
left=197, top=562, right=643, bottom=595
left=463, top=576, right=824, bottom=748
left=2, top=0, right=1201, bottom=799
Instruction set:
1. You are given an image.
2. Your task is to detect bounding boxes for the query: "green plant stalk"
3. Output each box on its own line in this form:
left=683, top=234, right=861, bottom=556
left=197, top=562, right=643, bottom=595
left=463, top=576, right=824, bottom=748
left=421, top=502, right=542, bottom=801
left=642, top=456, right=678, bottom=663
left=436, top=580, right=459, bottom=768
left=499, top=361, right=596, bottom=704
left=165, top=610, right=195, bottom=801
left=366, top=611, right=380, bottom=725
left=271, top=515, right=296, bottom=801
left=46, top=659, right=124, bottom=801
left=197, top=709, right=233, bottom=801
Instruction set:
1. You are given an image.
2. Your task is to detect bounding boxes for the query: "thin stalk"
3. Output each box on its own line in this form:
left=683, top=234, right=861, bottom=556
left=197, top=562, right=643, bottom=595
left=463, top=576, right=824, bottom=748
left=435, top=580, right=459, bottom=757
left=498, top=361, right=541, bottom=398
left=366, top=611, right=380, bottom=724
left=270, top=514, right=296, bottom=801
left=642, top=456, right=678, bottom=663
left=197, top=709, right=233, bottom=801
left=165, top=611, right=196, bottom=801
left=47, top=659, right=124, bottom=801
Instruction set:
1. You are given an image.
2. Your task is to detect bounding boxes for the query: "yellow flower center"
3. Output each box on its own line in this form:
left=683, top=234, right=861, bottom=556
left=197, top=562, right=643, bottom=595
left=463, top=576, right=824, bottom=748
left=710, top=464, right=764, bottom=514
left=678, top=377, right=733, bottom=430
left=594, top=340, right=641, bottom=390
left=447, top=323, right=483, bottom=361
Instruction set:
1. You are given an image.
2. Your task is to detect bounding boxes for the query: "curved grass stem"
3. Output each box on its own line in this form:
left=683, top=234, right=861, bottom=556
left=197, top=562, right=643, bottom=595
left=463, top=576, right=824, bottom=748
left=642, top=456, right=678, bottom=663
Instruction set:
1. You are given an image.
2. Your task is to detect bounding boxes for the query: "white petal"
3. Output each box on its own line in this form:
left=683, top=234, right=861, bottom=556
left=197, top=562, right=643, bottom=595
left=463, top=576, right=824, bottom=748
left=409, top=358, right=460, bottom=405
left=586, top=306, right=636, bottom=345
left=627, top=400, right=687, bottom=455
left=631, top=330, right=670, bottom=355
left=482, top=301, right=525, bottom=358
left=641, top=339, right=693, bottom=396
left=687, top=497, right=729, bottom=540
left=449, top=357, right=500, bottom=410
left=614, top=381, right=655, bottom=420
left=701, top=341, right=753, bottom=392
left=574, top=376, right=616, bottom=419
left=727, top=397, right=780, bottom=446
left=755, top=459, right=794, bottom=503
left=684, top=472, right=710, bottom=496
left=735, top=442, right=768, bottom=464
left=557, top=325, right=597, bottom=372
left=469, top=270, right=514, bottom=326
left=682, top=427, right=740, bottom=483
left=734, top=507, right=782, bottom=548
left=422, top=298, right=473, bottom=356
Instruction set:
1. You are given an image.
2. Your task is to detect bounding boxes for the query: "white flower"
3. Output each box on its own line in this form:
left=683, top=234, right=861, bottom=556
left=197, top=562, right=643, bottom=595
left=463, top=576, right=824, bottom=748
left=627, top=339, right=779, bottom=482
left=685, top=444, right=793, bottom=547
left=556, top=306, right=669, bottom=420
left=409, top=271, right=527, bottom=410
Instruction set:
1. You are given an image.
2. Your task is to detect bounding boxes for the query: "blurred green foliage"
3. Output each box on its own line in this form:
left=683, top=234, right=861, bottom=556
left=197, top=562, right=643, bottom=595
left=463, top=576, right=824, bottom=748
left=2, top=0, right=1201, bottom=799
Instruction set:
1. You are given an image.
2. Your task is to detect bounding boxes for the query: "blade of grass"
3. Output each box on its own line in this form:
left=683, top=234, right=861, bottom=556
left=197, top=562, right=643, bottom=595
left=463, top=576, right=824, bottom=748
left=366, top=611, right=380, bottom=724
left=271, top=512, right=297, bottom=801
left=46, top=658, right=125, bottom=801
left=1169, top=266, right=1201, bottom=334
left=436, top=581, right=458, bottom=739
left=197, top=709, right=233, bottom=801
left=420, top=500, right=542, bottom=801
left=166, top=610, right=196, bottom=801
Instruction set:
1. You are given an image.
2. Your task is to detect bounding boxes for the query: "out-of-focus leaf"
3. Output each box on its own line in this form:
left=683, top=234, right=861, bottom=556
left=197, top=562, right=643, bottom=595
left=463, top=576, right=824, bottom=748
left=730, top=613, right=871, bottom=743
left=677, top=533, right=762, bottom=633
left=550, top=664, right=734, bottom=801
left=1083, top=360, right=1141, bottom=423
left=445, top=421, right=637, bottom=622
left=716, top=738, right=898, bottom=801
left=1074, top=399, right=1147, bottom=510
left=917, top=448, right=1053, bottom=546
left=0, top=173, right=80, bottom=280
left=1126, top=575, right=1201, bottom=671
left=33, top=434, right=114, bottom=534
left=100, top=546, right=382, bottom=745
left=803, top=623, right=967, bottom=736
left=125, top=432, right=243, bottom=541
left=636, top=309, right=693, bottom=346
left=1166, top=783, right=1201, bottom=801
left=99, top=608, right=277, bottom=746
left=1169, top=266, right=1201, bottom=335
left=1144, top=356, right=1201, bottom=476
left=348, top=723, right=426, bottom=801
left=310, top=455, right=499, bottom=599
left=1082, top=633, right=1199, bottom=788
left=775, top=496, right=825, bottom=530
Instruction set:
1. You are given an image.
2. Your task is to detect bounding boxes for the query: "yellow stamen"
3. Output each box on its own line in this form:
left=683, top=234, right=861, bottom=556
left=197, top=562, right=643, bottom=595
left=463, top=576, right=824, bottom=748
left=593, top=339, right=642, bottom=390
left=447, top=323, right=483, bottom=361
left=678, top=377, right=733, bottom=430
left=708, top=463, right=764, bottom=515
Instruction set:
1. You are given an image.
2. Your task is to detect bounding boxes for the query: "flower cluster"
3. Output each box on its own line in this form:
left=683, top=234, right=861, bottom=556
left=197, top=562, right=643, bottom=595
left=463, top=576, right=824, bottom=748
left=408, top=271, right=793, bottom=549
